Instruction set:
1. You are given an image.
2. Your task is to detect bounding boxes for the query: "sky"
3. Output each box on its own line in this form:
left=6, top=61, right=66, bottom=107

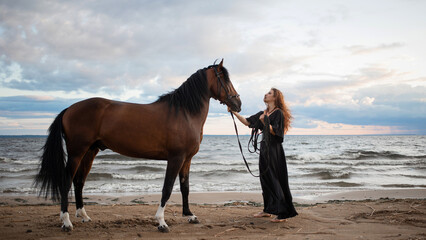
left=0, top=0, right=425, bottom=135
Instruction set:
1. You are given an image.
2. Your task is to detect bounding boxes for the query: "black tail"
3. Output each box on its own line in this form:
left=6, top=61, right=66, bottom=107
left=34, top=109, right=69, bottom=202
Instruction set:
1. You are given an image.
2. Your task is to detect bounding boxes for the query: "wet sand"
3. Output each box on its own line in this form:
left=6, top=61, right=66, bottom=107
left=1, top=189, right=425, bottom=239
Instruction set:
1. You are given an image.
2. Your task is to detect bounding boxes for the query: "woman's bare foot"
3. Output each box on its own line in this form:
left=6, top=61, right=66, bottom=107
left=253, top=212, right=271, bottom=218
left=270, top=217, right=287, bottom=223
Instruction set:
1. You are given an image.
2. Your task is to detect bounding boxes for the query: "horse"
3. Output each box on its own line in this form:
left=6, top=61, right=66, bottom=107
left=34, top=59, right=241, bottom=232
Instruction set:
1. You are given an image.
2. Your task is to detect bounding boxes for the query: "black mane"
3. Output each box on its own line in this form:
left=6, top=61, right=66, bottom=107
left=156, top=65, right=230, bottom=115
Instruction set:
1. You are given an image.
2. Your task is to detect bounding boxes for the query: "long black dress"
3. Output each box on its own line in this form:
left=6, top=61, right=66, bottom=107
left=246, top=109, right=298, bottom=219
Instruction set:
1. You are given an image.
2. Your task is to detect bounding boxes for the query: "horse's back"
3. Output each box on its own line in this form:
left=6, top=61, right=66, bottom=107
left=62, top=97, right=112, bottom=144
left=63, top=97, right=171, bottom=158
left=62, top=97, right=201, bottom=160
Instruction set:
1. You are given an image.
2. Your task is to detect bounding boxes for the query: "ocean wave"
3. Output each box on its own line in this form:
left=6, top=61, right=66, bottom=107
left=127, top=165, right=165, bottom=173
left=111, top=173, right=164, bottom=180
left=0, top=157, right=17, bottom=163
left=95, top=159, right=252, bottom=168
left=288, top=158, right=423, bottom=167
left=87, top=172, right=165, bottom=181
left=345, top=150, right=426, bottom=160
left=1, top=135, right=425, bottom=195
left=288, top=153, right=322, bottom=161
left=94, top=160, right=167, bottom=166
left=325, top=181, right=363, bottom=187
left=96, top=154, right=143, bottom=161
left=86, top=173, right=114, bottom=181
left=352, top=159, right=423, bottom=166
left=381, top=184, right=426, bottom=188
left=1, top=159, right=39, bottom=165
left=0, top=166, right=36, bottom=173
left=192, top=161, right=249, bottom=166
left=287, top=150, right=426, bottom=163
left=399, top=174, right=426, bottom=179
left=197, top=169, right=249, bottom=177
left=297, top=171, right=352, bottom=180
left=2, top=187, right=36, bottom=194
left=84, top=182, right=163, bottom=193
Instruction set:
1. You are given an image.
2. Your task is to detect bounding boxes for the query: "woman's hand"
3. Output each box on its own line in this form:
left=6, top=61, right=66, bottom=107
left=260, top=111, right=275, bottom=135
left=230, top=107, right=250, bottom=126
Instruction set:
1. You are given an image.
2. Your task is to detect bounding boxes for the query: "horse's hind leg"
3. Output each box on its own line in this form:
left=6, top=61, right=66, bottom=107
left=59, top=145, right=89, bottom=231
left=59, top=171, right=73, bottom=231
left=74, top=147, right=98, bottom=223
left=179, top=158, right=199, bottom=223
left=59, top=155, right=84, bottom=231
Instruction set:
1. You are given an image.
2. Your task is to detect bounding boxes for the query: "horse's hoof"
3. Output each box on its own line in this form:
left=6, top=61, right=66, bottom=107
left=158, top=225, right=170, bottom=233
left=81, top=218, right=92, bottom=223
left=188, top=216, right=199, bottom=224
left=61, top=225, right=73, bottom=232
left=76, top=208, right=92, bottom=223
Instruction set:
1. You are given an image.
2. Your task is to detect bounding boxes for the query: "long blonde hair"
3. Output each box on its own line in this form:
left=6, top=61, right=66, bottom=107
left=271, top=88, right=292, bottom=134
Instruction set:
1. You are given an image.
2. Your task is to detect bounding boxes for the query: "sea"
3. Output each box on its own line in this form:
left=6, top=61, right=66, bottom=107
left=0, top=135, right=425, bottom=198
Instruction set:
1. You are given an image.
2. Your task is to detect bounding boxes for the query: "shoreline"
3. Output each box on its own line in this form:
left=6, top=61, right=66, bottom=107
left=1, top=188, right=425, bottom=206
left=1, top=189, right=425, bottom=239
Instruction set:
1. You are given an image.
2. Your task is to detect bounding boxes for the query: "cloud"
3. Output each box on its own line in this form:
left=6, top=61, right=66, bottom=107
left=0, top=0, right=425, bottom=135
left=0, top=95, right=77, bottom=115
left=0, top=111, right=55, bottom=119
left=0, top=116, right=53, bottom=135
left=291, top=83, right=426, bottom=134
left=0, top=0, right=330, bottom=96
left=290, top=120, right=413, bottom=135
left=1, top=1, right=236, bottom=94
left=346, top=43, right=405, bottom=55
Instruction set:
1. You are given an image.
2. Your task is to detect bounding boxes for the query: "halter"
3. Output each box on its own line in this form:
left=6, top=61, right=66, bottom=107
left=213, top=66, right=239, bottom=104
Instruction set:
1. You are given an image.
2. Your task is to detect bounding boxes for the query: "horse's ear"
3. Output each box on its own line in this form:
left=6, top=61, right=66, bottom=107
left=218, top=58, right=224, bottom=69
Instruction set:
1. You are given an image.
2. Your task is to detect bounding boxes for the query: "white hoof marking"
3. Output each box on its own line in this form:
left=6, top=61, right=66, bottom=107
left=188, top=215, right=199, bottom=224
left=60, top=212, right=73, bottom=231
left=155, top=204, right=169, bottom=232
left=76, top=207, right=92, bottom=222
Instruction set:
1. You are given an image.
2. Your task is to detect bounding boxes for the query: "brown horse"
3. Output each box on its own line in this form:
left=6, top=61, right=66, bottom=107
left=35, top=59, right=241, bottom=232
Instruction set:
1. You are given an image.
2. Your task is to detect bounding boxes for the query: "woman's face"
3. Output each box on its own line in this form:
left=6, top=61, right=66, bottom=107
left=263, top=89, right=275, bottom=103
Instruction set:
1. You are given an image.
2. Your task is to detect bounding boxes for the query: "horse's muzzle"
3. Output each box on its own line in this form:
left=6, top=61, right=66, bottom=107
left=229, top=98, right=242, bottom=113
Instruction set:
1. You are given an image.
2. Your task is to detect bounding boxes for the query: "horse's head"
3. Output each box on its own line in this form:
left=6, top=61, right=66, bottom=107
left=207, top=59, right=242, bottom=112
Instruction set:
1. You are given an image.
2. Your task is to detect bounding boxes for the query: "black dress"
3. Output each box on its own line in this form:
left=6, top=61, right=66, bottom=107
left=246, top=110, right=298, bottom=219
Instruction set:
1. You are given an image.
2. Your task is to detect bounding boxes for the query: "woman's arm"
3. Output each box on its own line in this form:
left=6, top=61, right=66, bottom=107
left=229, top=108, right=250, bottom=126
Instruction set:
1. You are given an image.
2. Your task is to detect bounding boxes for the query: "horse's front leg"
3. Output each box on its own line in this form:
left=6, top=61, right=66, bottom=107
left=155, top=157, right=184, bottom=233
left=179, top=159, right=199, bottom=223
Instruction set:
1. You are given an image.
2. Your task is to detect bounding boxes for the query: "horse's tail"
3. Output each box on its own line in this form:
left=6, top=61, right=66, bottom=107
left=34, top=108, right=69, bottom=202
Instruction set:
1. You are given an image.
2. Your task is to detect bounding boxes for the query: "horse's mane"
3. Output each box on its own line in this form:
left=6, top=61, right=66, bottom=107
left=156, top=65, right=230, bottom=115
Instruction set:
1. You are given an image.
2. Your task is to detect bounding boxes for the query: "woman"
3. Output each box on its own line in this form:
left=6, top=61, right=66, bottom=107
left=229, top=88, right=298, bottom=222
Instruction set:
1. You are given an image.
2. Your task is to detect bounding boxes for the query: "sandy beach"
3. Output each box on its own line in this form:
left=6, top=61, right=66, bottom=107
left=0, top=189, right=425, bottom=239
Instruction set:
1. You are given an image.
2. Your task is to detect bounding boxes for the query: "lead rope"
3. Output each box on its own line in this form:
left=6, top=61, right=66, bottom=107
left=230, top=112, right=271, bottom=178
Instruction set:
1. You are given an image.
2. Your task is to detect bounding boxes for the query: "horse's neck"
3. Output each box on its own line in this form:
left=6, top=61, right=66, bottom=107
left=190, top=99, right=210, bottom=129
left=200, top=99, right=210, bottom=124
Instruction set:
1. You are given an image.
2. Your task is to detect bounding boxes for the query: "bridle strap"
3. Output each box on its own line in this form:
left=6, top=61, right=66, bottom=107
left=213, top=67, right=239, bottom=103
left=230, top=112, right=260, bottom=177
left=230, top=112, right=271, bottom=178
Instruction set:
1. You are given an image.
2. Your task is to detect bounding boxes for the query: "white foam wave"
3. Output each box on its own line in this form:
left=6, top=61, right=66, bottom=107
left=111, top=173, right=164, bottom=180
